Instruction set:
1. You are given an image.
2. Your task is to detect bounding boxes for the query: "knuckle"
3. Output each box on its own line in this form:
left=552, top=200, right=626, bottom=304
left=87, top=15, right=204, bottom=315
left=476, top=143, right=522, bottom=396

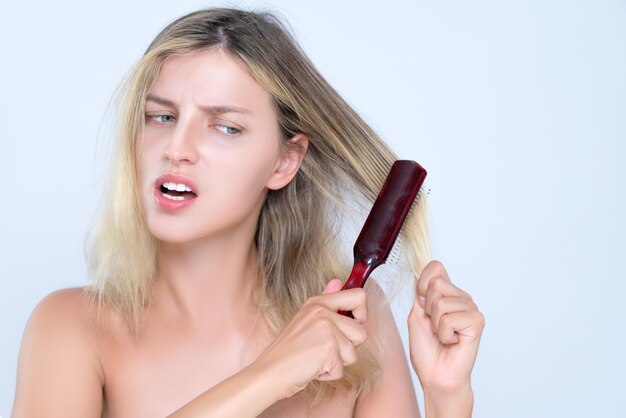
left=354, top=327, right=368, bottom=345
left=344, top=348, right=358, bottom=366
left=305, top=294, right=320, bottom=305
left=351, top=288, right=367, bottom=304
left=306, top=303, right=327, bottom=317
left=430, top=276, right=445, bottom=292
left=302, top=299, right=317, bottom=314
left=314, top=317, right=334, bottom=332
left=432, top=296, right=445, bottom=312
left=429, top=260, right=445, bottom=275
left=439, top=313, right=451, bottom=328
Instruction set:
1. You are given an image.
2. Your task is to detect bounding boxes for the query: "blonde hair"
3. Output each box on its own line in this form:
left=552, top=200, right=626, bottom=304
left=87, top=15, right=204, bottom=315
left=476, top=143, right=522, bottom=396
left=87, top=7, right=430, bottom=404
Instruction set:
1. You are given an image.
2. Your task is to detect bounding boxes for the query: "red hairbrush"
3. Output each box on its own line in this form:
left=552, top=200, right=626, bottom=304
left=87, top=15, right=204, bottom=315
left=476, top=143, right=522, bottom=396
left=339, top=160, right=427, bottom=316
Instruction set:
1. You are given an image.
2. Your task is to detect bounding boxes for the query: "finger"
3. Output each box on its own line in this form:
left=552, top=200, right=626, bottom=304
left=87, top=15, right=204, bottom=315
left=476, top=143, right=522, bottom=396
left=311, top=288, right=368, bottom=323
left=416, top=260, right=450, bottom=301
left=317, top=362, right=344, bottom=381
left=437, top=310, right=485, bottom=345
left=330, top=312, right=368, bottom=347
left=424, top=276, right=468, bottom=316
left=316, top=344, right=345, bottom=381
left=429, top=296, right=475, bottom=333
left=333, top=328, right=359, bottom=366
left=323, top=279, right=344, bottom=294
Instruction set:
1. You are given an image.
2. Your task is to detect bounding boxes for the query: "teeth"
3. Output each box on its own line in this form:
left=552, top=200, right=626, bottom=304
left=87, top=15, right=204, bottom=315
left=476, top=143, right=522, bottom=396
left=162, top=193, right=184, bottom=201
left=162, top=182, right=193, bottom=192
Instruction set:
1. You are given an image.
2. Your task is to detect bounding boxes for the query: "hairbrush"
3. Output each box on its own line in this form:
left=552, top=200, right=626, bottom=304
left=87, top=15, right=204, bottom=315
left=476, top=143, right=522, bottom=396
left=339, top=160, right=427, bottom=317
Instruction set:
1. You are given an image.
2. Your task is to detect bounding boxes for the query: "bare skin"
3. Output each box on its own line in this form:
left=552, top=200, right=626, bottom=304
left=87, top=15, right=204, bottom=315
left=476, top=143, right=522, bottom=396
left=12, top=49, right=484, bottom=417
left=12, top=264, right=479, bottom=418
left=13, top=280, right=412, bottom=417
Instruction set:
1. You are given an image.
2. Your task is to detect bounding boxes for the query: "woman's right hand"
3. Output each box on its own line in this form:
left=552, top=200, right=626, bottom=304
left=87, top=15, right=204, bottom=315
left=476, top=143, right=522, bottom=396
left=252, top=279, right=369, bottom=400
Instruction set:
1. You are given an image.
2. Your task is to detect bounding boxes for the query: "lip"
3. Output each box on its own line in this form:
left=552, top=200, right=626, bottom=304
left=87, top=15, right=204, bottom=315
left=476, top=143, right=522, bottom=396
left=153, top=172, right=199, bottom=212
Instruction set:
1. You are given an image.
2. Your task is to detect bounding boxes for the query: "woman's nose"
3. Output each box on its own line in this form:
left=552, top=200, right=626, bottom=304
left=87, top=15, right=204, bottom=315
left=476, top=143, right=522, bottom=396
left=163, top=119, right=200, bottom=165
left=164, top=149, right=195, bottom=163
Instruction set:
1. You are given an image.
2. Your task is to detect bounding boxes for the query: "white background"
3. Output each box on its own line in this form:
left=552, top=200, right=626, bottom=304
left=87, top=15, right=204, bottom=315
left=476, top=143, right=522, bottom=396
left=1, top=0, right=625, bottom=416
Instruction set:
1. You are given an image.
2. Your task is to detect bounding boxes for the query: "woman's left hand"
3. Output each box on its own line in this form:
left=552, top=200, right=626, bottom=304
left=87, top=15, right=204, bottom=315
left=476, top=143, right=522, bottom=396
left=408, top=260, right=485, bottom=400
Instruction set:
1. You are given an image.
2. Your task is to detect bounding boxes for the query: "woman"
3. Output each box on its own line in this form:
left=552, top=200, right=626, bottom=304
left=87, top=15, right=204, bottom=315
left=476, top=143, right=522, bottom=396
left=12, top=8, right=484, bottom=418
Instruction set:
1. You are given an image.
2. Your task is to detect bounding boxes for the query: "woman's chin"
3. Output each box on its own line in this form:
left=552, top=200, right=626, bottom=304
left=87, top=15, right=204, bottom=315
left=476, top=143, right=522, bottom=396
left=148, top=225, right=204, bottom=245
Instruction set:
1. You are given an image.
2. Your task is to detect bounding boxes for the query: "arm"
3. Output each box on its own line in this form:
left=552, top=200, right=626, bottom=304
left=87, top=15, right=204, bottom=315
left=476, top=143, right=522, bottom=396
left=169, top=279, right=369, bottom=417
left=12, top=288, right=104, bottom=418
left=13, top=283, right=368, bottom=418
left=166, top=361, right=284, bottom=417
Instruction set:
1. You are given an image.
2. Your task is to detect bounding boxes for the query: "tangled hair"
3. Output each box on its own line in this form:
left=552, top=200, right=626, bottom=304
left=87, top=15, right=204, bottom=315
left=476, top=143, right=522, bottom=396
left=87, top=7, right=430, bottom=405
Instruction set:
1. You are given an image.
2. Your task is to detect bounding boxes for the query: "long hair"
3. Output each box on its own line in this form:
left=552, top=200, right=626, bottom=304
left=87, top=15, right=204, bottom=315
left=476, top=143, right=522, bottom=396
left=87, top=7, right=430, bottom=404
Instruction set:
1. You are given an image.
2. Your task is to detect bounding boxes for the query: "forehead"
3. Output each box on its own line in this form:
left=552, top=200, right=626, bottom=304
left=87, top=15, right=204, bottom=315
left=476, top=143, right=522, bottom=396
left=149, top=49, right=274, bottom=114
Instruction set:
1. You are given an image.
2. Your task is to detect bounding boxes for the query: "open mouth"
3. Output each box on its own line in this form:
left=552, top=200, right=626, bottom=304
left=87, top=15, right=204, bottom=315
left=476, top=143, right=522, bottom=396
left=159, top=182, right=198, bottom=201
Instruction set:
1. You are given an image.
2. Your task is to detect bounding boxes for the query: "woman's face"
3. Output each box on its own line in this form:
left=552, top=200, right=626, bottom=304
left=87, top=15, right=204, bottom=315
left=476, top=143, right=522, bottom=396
left=136, top=49, right=300, bottom=244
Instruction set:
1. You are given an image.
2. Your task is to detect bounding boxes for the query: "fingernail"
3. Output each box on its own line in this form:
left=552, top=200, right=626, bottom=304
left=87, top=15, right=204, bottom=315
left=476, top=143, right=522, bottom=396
left=418, top=296, right=426, bottom=308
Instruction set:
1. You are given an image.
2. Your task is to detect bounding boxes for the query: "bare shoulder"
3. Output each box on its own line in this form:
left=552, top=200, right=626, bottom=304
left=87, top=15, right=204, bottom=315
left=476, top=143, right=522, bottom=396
left=32, top=287, right=96, bottom=317
left=12, top=287, right=104, bottom=418
left=25, top=287, right=105, bottom=344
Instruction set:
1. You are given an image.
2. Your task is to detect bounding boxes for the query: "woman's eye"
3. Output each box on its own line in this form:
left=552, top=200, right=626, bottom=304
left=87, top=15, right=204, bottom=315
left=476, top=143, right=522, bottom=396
left=215, top=124, right=241, bottom=135
left=146, top=114, right=175, bottom=124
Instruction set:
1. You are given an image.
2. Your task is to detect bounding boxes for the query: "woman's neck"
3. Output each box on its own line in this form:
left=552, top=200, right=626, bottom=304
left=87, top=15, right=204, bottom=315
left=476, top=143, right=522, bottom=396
left=152, top=229, right=261, bottom=334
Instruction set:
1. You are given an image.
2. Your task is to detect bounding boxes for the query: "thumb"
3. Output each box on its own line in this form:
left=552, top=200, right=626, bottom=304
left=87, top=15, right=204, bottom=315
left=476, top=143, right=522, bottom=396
left=322, top=278, right=344, bottom=294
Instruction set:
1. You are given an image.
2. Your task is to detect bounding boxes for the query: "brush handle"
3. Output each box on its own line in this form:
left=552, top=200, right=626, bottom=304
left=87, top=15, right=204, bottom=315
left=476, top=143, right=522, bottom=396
left=338, top=262, right=374, bottom=317
left=342, top=262, right=375, bottom=290
left=338, top=160, right=427, bottom=318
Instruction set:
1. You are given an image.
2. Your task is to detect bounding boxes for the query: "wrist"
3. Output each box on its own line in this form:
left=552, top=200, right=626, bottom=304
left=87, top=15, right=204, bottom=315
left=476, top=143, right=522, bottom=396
left=244, top=359, right=285, bottom=405
left=423, top=384, right=474, bottom=418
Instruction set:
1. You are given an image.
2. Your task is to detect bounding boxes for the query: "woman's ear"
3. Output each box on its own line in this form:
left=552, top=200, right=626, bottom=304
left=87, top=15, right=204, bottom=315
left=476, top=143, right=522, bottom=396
left=266, top=134, right=309, bottom=190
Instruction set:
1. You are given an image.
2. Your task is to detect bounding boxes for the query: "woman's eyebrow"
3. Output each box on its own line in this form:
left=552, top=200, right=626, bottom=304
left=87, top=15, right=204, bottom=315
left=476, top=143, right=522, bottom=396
left=146, top=94, right=175, bottom=108
left=146, top=94, right=252, bottom=115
